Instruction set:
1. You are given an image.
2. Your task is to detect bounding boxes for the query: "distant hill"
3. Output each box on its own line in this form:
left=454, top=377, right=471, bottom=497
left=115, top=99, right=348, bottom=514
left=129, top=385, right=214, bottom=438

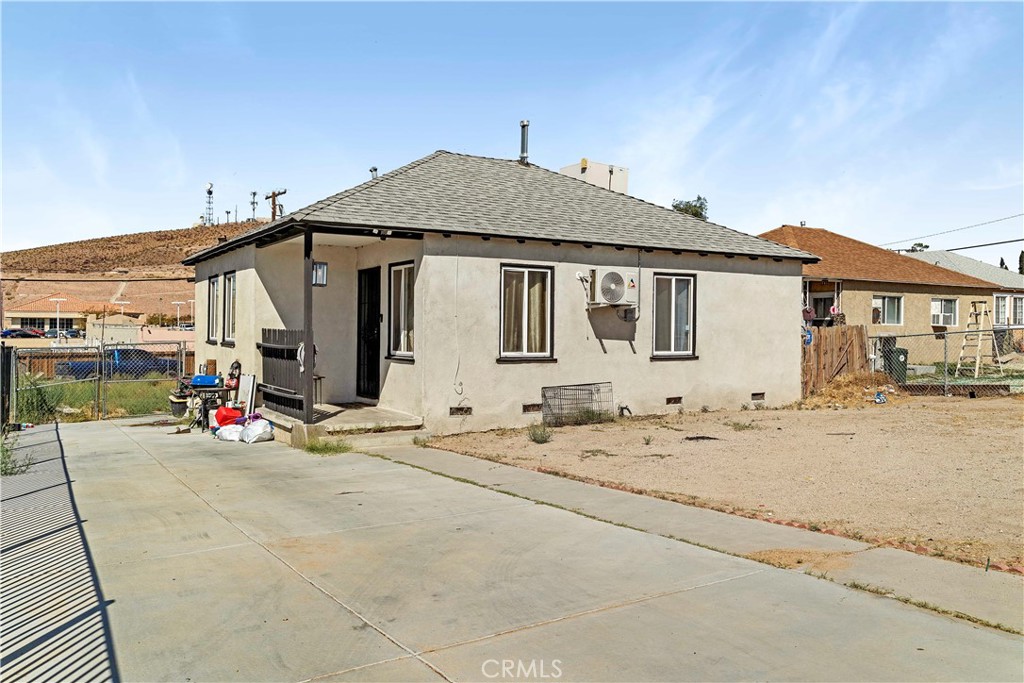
left=1, top=220, right=268, bottom=317
left=2, top=220, right=267, bottom=274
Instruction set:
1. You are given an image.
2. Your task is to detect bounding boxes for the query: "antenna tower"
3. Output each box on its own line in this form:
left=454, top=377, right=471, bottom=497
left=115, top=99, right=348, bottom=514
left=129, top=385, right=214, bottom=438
left=250, top=191, right=258, bottom=221
left=205, top=183, right=214, bottom=226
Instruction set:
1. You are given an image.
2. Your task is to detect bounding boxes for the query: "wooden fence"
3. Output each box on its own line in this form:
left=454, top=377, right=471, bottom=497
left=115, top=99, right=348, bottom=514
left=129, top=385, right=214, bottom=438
left=801, top=325, right=870, bottom=398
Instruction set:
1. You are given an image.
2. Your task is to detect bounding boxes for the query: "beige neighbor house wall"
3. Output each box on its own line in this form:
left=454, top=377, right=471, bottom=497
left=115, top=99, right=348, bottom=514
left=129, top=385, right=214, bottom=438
left=417, top=235, right=803, bottom=434
left=836, top=281, right=994, bottom=364
left=194, top=238, right=424, bottom=417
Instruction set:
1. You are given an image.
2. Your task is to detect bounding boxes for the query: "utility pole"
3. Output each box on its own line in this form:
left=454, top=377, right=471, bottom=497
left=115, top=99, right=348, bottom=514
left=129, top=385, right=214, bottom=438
left=265, top=189, right=288, bottom=221
left=250, top=191, right=258, bottom=221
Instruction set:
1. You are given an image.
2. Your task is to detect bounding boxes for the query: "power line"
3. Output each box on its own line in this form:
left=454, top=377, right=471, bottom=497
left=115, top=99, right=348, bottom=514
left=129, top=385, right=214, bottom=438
left=877, top=213, right=1024, bottom=247
left=947, top=238, right=1024, bottom=252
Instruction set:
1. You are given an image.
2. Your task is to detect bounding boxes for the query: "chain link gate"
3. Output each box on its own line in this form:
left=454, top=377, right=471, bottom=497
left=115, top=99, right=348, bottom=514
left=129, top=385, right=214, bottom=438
left=11, top=341, right=187, bottom=424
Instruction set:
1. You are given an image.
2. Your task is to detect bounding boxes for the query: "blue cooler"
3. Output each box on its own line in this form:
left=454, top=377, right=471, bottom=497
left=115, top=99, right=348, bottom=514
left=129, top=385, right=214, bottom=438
left=191, top=374, right=221, bottom=388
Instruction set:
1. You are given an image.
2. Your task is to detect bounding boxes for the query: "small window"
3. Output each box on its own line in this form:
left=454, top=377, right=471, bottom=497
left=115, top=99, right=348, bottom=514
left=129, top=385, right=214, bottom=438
left=500, top=265, right=552, bottom=357
left=811, top=295, right=834, bottom=319
left=223, top=272, right=237, bottom=342
left=871, top=295, right=902, bottom=325
left=994, top=296, right=1008, bottom=326
left=654, top=274, right=695, bottom=355
left=389, top=262, right=415, bottom=356
left=207, top=276, right=220, bottom=342
left=930, top=298, right=957, bottom=326
left=1014, top=296, right=1024, bottom=326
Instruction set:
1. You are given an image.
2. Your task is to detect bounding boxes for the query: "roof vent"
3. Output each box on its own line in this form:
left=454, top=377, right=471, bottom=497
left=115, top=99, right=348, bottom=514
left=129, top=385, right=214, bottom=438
left=370, top=166, right=378, bottom=179
left=519, top=120, right=529, bottom=165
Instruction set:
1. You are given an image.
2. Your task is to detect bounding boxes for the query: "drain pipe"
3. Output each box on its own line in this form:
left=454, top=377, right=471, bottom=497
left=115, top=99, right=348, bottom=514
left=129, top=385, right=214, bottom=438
left=519, top=120, right=529, bottom=165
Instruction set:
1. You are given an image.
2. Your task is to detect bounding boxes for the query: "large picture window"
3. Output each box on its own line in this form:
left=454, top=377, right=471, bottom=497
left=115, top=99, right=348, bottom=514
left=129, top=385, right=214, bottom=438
left=653, top=274, right=695, bottom=355
left=500, top=265, right=552, bottom=357
left=207, top=276, right=220, bottom=342
left=930, top=298, right=957, bottom=326
left=389, top=262, right=415, bottom=356
left=223, top=272, right=236, bottom=342
left=871, top=295, right=902, bottom=325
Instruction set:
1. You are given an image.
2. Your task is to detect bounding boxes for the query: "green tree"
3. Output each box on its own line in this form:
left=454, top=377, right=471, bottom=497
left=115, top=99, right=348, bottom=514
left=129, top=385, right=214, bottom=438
left=999, top=257, right=1008, bottom=270
left=671, top=195, right=708, bottom=220
left=907, top=242, right=929, bottom=253
left=1018, top=250, right=1023, bottom=275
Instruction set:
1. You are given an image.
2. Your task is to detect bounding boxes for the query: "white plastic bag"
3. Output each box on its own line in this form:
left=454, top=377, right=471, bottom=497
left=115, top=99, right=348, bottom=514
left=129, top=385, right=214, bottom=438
left=216, top=424, right=245, bottom=442
left=240, top=419, right=274, bottom=444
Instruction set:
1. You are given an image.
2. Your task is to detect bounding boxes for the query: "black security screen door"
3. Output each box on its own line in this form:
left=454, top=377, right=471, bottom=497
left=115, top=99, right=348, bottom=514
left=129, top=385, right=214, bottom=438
left=357, top=267, right=381, bottom=399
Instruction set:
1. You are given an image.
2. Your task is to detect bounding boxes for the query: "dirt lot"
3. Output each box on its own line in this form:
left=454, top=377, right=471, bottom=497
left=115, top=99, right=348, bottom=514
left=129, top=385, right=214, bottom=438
left=432, top=396, right=1024, bottom=567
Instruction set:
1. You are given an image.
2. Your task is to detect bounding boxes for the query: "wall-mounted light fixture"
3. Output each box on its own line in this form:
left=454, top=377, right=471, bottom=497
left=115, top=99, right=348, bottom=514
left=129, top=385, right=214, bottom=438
left=312, top=261, right=328, bottom=287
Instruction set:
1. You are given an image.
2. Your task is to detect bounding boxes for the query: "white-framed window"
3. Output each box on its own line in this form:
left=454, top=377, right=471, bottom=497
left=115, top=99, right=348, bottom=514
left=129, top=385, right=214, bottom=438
left=871, top=295, right=902, bottom=325
left=207, top=276, right=220, bottom=342
left=389, top=262, right=415, bottom=357
left=223, top=272, right=237, bottom=342
left=994, top=295, right=1008, bottom=326
left=1014, top=296, right=1024, bottom=326
left=930, top=298, right=957, bottom=326
left=500, top=265, right=552, bottom=357
left=653, top=274, right=695, bottom=355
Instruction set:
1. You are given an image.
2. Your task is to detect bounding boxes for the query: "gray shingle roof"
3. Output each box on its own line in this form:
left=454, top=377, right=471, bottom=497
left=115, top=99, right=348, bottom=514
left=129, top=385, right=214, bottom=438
left=906, top=250, right=1024, bottom=292
left=184, top=151, right=815, bottom=264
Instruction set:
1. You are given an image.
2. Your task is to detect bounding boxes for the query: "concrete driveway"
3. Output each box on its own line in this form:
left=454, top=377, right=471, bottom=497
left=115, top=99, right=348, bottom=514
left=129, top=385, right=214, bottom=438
left=27, top=420, right=1024, bottom=681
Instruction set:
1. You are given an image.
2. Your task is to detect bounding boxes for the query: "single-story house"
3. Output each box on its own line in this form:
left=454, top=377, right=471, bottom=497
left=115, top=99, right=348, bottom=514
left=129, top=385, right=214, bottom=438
left=3, top=293, right=113, bottom=332
left=759, top=225, right=1001, bottom=365
left=183, top=150, right=816, bottom=434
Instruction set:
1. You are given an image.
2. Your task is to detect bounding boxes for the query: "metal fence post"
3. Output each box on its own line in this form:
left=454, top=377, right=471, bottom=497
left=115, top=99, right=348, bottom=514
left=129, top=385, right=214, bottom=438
left=943, top=333, right=949, bottom=397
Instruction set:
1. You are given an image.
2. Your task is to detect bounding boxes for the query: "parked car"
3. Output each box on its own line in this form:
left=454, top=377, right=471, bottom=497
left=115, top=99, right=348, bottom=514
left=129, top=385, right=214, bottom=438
left=1, top=328, right=42, bottom=338
left=64, top=329, right=82, bottom=338
left=44, top=329, right=63, bottom=338
left=55, top=348, right=179, bottom=379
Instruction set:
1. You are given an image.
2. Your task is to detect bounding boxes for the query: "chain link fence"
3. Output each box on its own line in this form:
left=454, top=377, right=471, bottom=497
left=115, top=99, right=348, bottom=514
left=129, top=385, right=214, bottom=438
left=869, top=327, right=1024, bottom=397
left=10, top=342, right=193, bottom=424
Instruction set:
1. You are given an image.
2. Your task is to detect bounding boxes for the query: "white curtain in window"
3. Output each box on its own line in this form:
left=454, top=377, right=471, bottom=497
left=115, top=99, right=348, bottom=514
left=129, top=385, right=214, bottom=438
left=674, top=278, right=690, bottom=352
left=503, top=270, right=524, bottom=353
left=654, top=277, right=671, bottom=352
left=527, top=271, right=548, bottom=354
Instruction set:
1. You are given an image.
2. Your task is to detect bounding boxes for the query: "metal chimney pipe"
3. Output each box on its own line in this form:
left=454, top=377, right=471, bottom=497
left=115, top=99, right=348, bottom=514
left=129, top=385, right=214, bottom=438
left=519, top=120, right=530, bottom=165
left=370, top=166, right=378, bottom=179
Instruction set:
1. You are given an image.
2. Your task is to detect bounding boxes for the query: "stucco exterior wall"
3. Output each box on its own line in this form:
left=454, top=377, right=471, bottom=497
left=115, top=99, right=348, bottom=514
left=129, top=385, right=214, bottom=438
left=833, top=281, right=996, bottom=336
left=417, top=235, right=803, bottom=434
left=195, top=235, right=803, bottom=433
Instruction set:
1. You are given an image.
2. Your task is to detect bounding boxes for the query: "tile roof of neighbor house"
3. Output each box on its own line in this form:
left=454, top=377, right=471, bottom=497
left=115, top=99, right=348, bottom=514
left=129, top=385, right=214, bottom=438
left=5, top=293, right=111, bottom=314
left=184, top=151, right=816, bottom=265
left=758, top=225, right=997, bottom=289
left=905, top=250, right=1024, bottom=292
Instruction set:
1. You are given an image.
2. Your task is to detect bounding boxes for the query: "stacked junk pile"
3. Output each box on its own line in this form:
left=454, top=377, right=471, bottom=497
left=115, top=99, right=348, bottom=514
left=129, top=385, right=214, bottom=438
left=169, top=360, right=274, bottom=443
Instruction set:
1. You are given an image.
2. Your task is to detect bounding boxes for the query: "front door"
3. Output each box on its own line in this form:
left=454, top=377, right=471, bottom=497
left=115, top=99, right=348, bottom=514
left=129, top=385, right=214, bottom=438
left=357, top=267, right=381, bottom=399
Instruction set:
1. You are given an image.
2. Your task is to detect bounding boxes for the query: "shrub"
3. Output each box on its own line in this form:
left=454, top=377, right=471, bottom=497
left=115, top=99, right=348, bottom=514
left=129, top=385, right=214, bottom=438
left=527, top=423, right=552, bottom=444
left=305, top=438, right=352, bottom=455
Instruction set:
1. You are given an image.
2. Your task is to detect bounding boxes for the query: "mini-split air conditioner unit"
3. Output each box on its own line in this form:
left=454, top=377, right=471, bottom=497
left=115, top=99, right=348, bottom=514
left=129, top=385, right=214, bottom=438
left=588, top=268, right=639, bottom=306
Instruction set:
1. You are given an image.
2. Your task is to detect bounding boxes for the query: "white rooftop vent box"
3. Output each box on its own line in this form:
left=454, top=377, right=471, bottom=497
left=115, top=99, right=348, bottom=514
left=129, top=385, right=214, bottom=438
left=589, top=268, right=639, bottom=306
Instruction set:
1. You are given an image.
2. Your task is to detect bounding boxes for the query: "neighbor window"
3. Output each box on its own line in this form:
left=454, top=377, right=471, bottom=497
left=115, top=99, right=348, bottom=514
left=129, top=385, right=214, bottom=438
left=223, top=272, right=236, bottom=342
left=500, top=265, right=552, bottom=357
left=930, top=298, right=957, bottom=326
left=1014, top=296, right=1024, bottom=326
left=207, top=276, right=220, bottom=342
left=811, top=295, right=834, bottom=319
left=871, top=296, right=902, bottom=325
left=653, top=274, right=695, bottom=355
left=389, top=262, right=415, bottom=356
left=994, top=296, right=1008, bottom=326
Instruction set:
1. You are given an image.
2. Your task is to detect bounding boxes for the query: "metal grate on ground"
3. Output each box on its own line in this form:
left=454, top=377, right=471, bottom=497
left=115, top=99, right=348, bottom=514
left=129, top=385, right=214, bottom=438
left=541, top=381, right=615, bottom=426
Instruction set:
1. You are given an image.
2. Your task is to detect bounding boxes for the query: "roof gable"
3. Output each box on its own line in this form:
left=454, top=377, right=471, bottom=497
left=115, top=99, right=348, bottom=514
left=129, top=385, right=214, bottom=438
left=185, top=151, right=815, bottom=264
left=758, top=226, right=997, bottom=289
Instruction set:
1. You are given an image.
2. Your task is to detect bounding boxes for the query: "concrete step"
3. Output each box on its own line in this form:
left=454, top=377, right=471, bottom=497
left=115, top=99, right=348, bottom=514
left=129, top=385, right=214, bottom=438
left=346, top=429, right=432, bottom=449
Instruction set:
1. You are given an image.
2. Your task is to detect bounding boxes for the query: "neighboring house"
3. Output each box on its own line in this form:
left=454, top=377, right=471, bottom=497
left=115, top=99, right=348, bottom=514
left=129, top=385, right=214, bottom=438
left=183, top=150, right=816, bottom=434
left=759, top=226, right=1000, bottom=363
left=3, top=293, right=111, bottom=332
left=905, top=250, right=1024, bottom=328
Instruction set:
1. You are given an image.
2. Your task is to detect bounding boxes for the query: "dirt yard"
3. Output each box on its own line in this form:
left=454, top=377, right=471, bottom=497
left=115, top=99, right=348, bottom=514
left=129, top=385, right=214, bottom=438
left=432, top=396, right=1024, bottom=568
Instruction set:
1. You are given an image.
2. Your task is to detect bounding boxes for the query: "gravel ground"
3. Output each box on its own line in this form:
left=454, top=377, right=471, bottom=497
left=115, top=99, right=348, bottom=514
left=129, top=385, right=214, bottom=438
left=432, top=397, right=1024, bottom=566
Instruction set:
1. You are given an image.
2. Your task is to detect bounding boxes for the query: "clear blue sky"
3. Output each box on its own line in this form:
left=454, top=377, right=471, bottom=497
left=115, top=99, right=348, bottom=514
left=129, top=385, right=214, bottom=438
left=3, top=2, right=1022, bottom=266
